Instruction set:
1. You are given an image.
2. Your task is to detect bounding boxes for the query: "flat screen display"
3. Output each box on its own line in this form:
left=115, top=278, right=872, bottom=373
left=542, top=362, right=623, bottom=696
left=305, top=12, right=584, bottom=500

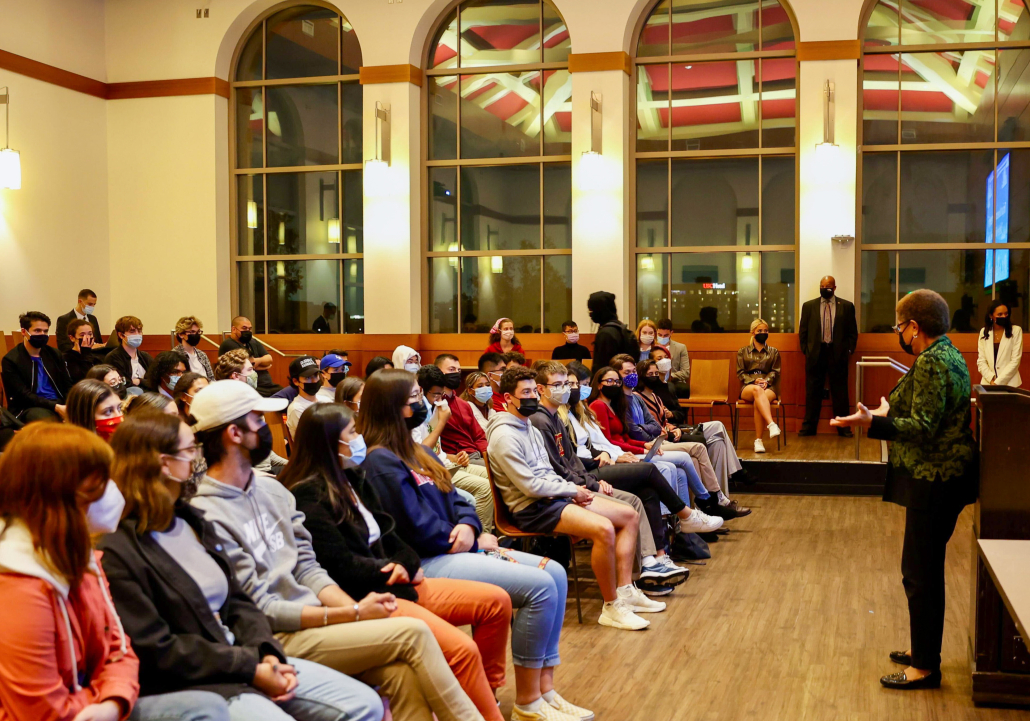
left=986, top=153, right=1010, bottom=288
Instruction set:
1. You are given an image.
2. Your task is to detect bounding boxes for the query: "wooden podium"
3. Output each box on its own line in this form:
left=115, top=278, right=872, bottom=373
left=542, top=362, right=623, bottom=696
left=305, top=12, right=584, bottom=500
left=970, top=385, right=1030, bottom=706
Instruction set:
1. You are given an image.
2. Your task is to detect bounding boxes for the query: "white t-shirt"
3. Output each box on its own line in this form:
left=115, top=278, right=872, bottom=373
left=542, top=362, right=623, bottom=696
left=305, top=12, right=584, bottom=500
left=316, top=385, right=336, bottom=403
left=130, top=354, right=145, bottom=380
left=286, top=395, right=321, bottom=437
left=569, top=412, right=623, bottom=460
left=185, top=347, right=206, bottom=376
left=354, top=496, right=381, bottom=544
left=411, top=398, right=453, bottom=468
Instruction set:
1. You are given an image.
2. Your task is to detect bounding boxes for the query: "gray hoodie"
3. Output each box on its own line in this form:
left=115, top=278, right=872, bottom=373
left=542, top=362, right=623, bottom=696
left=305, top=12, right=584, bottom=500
left=486, top=411, right=579, bottom=514
left=190, top=471, right=336, bottom=632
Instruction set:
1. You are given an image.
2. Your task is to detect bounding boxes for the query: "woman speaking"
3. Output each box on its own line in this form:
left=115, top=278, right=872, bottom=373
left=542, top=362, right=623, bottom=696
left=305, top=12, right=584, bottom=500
left=831, top=289, right=977, bottom=690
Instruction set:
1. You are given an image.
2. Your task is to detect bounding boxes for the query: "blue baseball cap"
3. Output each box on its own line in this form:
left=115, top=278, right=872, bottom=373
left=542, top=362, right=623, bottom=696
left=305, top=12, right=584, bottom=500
left=320, top=353, right=350, bottom=371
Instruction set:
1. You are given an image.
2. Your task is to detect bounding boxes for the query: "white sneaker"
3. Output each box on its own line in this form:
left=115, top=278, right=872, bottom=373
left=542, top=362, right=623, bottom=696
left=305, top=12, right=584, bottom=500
left=511, top=702, right=579, bottom=721
left=768, top=422, right=781, bottom=438
left=680, top=507, right=724, bottom=533
left=547, top=692, right=594, bottom=721
left=617, top=584, right=667, bottom=613
left=598, top=598, right=650, bottom=630
left=754, top=438, right=766, bottom=453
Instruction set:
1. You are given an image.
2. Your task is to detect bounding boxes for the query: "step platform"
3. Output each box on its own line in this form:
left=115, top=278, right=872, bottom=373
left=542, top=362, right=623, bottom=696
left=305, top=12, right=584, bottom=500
left=732, top=433, right=887, bottom=496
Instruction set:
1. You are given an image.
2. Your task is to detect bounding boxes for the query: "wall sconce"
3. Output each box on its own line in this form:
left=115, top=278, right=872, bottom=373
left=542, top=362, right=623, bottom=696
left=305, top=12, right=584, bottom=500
left=277, top=220, right=286, bottom=245
left=246, top=200, right=258, bottom=229
left=491, top=256, right=503, bottom=274
left=0, top=87, right=22, bottom=190
left=367, top=101, right=390, bottom=168
left=815, top=80, right=836, bottom=150
left=327, top=218, right=341, bottom=243
left=640, top=255, right=655, bottom=272
left=583, top=91, right=602, bottom=156
left=741, top=252, right=754, bottom=271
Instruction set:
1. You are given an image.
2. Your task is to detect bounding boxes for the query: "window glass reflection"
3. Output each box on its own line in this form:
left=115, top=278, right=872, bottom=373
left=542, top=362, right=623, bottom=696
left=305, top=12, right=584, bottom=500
left=670, top=252, right=760, bottom=332
left=998, top=47, right=1030, bottom=142
left=267, top=260, right=341, bottom=334
left=342, top=259, right=364, bottom=333
left=461, top=256, right=542, bottom=333
left=266, top=7, right=339, bottom=79
left=670, top=157, right=759, bottom=246
left=900, top=0, right=996, bottom=46
left=460, top=1, right=544, bottom=68
left=762, top=156, right=795, bottom=246
left=543, top=163, right=571, bottom=249
left=266, top=172, right=339, bottom=255
left=542, top=1, right=571, bottom=63
left=542, top=70, right=572, bottom=156
left=238, top=176, right=264, bottom=255
left=544, top=256, right=572, bottom=332
left=429, top=9, right=459, bottom=69
left=761, top=58, right=796, bottom=148
left=637, top=0, right=670, bottom=57
left=861, top=251, right=896, bottom=332
left=900, top=51, right=995, bottom=145
left=899, top=151, right=992, bottom=243
left=761, top=2, right=795, bottom=50
left=670, top=60, right=760, bottom=151
left=460, top=72, right=541, bottom=158
left=430, top=77, right=459, bottom=160
left=637, top=254, right=669, bottom=322
left=761, top=252, right=795, bottom=332
left=341, top=83, right=362, bottom=164
left=430, top=168, right=458, bottom=252
left=236, top=87, right=262, bottom=169
left=428, top=258, right=459, bottom=333
left=898, top=250, right=986, bottom=332
left=461, top=165, right=540, bottom=251
left=637, top=160, right=668, bottom=248
left=864, top=1, right=900, bottom=47
left=862, top=153, right=897, bottom=244
left=670, top=0, right=759, bottom=55
left=862, top=53, right=899, bottom=145
left=636, top=65, right=670, bottom=152
left=266, top=85, right=339, bottom=166
left=237, top=262, right=266, bottom=333
left=1002, top=249, right=1030, bottom=331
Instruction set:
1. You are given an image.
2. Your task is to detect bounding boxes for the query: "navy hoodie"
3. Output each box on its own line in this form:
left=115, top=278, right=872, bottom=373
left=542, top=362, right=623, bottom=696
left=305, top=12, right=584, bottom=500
left=362, top=446, right=482, bottom=558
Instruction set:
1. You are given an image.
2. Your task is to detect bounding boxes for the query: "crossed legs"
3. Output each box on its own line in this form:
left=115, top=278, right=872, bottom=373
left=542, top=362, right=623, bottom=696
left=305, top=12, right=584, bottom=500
left=741, top=384, right=777, bottom=440
left=554, top=495, right=639, bottom=602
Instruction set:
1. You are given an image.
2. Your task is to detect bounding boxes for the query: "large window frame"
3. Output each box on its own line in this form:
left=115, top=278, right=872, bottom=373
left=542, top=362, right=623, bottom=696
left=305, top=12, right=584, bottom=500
left=421, top=0, right=573, bottom=334
left=858, top=0, right=1030, bottom=331
left=229, top=1, right=365, bottom=334
left=630, top=0, right=801, bottom=333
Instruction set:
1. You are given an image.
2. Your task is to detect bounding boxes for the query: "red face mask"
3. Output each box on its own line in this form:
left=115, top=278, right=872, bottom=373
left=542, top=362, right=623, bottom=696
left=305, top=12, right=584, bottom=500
left=95, top=414, right=124, bottom=441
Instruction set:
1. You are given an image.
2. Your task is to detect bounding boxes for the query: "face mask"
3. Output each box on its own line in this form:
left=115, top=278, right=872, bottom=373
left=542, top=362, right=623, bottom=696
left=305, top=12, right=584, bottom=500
left=347, top=435, right=367, bottom=465
left=404, top=363, right=421, bottom=374
left=86, top=480, right=126, bottom=535
left=548, top=386, right=571, bottom=406
left=185, top=334, right=202, bottom=347
left=995, top=317, right=1011, bottom=330
left=623, top=372, right=639, bottom=389
left=513, top=397, right=540, bottom=416
left=754, top=332, right=769, bottom=344
left=645, top=376, right=666, bottom=390
left=329, top=371, right=347, bottom=388
left=166, top=374, right=181, bottom=391
left=27, top=334, right=49, bottom=349
left=95, top=414, right=124, bottom=441
left=568, top=386, right=581, bottom=406
left=474, top=386, right=494, bottom=404
left=565, top=333, right=580, bottom=344
left=579, top=385, right=590, bottom=399
left=442, top=372, right=462, bottom=390
left=639, top=333, right=654, bottom=345
left=245, top=373, right=259, bottom=390
left=501, top=329, right=515, bottom=340
left=657, top=335, right=671, bottom=346
left=601, top=385, right=622, bottom=401
left=405, top=400, right=429, bottom=430
left=656, top=358, right=672, bottom=373
left=820, top=288, right=835, bottom=300
left=83, top=305, right=95, bottom=315
left=246, top=423, right=273, bottom=466
left=126, top=334, right=143, bottom=349
left=898, top=327, right=916, bottom=356
left=111, top=380, right=127, bottom=400
left=238, top=331, right=253, bottom=344
left=165, top=457, right=201, bottom=486
left=302, top=379, right=323, bottom=396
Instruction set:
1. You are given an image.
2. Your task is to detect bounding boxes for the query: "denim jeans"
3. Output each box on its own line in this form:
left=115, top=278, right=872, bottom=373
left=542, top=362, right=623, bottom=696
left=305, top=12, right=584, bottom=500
left=420, top=550, right=566, bottom=669
left=647, top=453, right=708, bottom=514
left=129, top=690, right=230, bottom=721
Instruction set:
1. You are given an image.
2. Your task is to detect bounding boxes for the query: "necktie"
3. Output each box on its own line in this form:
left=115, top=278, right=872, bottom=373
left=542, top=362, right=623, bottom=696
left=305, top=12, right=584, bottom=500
left=822, top=302, right=832, bottom=343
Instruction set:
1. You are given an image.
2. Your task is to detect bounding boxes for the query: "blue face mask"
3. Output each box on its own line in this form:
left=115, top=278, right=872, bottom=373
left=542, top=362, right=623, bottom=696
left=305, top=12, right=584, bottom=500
left=125, top=334, right=143, bottom=349
left=345, top=435, right=367, bottom=465
left=166, top=374, right=181, bottom=391
left=623, top=372, right=639, bottom=389
left=473, top=386, right=494, bottom=404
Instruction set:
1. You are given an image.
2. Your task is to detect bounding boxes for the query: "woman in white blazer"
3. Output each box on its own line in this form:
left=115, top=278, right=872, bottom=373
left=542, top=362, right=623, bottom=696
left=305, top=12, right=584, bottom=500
left=977, top=300, right=1023, bottom=387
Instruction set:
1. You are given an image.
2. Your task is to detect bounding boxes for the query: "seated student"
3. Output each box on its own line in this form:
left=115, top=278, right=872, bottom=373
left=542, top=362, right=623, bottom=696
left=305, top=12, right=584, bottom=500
left=635, top=320, right=658, bottom=362
left=587, top=366, right=723, bottom=533
left=88, top=363, right=129, bottom=400
left=392, top=345, right=422, bottom=374
left=65, top=318, right=104, bottom=382
left=141, top=350, right=188, bottom=398
left=0, top=424, right=225, bottom=721
left=484, top=318, right=524, bottom=356
left=503, top=351, right=527, bottom=368
left=286, top=356, right=328, bottom=438
left=214, top=348, right=256, bottom=383
left=656, top=319, right=690, bottom=398
left=365, top=356, right=393, bottom=378
left=172, top=372, right=209, bottom=421
left=336, top=376, right=364, bottom=414
left=359, top=369, right=591, bottom=721
left=477, top=352, right=508, bottom=412
left=67, top=378, right=124, bottom=441
left=187, top=380, right=484, bottom=721
left=1, top=311, right=72, bottom=422
left=736, top=318, right=782, bottom=454
left=219, top=316, right=282, bottom=397
left=416, top=364, right=494, bottom=534
left=125, top=391, right=179, bottom=418
left=529, top=362, right=688, bottom=594
left=104, top=315, right=153, bottom=389
left=101, top=412, right=386, bottom=721
left=487, top=366, right=650, bottom=632
left=282, top=404, right=512, bottom=721
left=551, top=321, right=591, bottom=362
left=460, top=371, right=495, bottom=431
left=318, top=353, right=351, bottom=402
left=56, top=288, right=103, bottom=354
left=173, top=316, right=215, bottom=381
left=434, top=354, right=488, bottom=462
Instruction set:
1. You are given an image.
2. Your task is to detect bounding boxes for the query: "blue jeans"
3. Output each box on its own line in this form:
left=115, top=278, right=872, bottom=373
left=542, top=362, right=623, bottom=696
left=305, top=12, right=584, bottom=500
left=647, top=453, right=708, bottom=514
left=130, top=690, right=230, bottom=721
left=420, top=549, right=565, bottom=669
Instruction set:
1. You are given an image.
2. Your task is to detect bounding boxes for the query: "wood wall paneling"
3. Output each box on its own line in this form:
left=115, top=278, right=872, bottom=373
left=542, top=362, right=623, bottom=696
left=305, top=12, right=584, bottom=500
left=107, top=77, right=231, bottom=100
left=358, top=64, right=423, bottom=87
left=568, top=52, right=632, bottom=75
left=796, top=40, right=862, bottom=62
left=0, top=48, right=107, bottom=98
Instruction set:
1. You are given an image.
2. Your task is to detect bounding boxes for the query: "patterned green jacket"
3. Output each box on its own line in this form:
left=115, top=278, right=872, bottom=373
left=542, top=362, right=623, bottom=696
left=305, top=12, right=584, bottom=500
left=869, top=336, right=976, bottom=491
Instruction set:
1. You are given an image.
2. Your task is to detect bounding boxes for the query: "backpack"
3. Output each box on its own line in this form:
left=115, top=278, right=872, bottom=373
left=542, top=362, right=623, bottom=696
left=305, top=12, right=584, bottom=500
left=601, top=320, right=638, bottom=359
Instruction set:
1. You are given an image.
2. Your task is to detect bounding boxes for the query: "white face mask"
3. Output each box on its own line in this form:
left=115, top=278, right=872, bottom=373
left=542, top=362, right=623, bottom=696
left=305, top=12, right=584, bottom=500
left=656, top=358, right=672, bottom=374
left=565, top=333, right=580, bottom=344
left=404, top=362, right=420, bottom=374
left=86, top=480, right=126, bottom=535
left=501, top=329, right=515, bottom=340
left=640, top=332, right=654, bottom=345
left=83, top=305, right=95, bottom=316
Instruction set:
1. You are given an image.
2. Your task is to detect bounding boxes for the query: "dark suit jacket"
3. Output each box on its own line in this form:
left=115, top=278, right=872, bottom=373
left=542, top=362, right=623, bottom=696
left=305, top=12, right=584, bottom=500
left=98, top=504, right=286, bottom=699
left=799, top=296, right=858, bottom=366
left=55, top=310, right=102, bottom=354
left=0, top=343, right=73, bottom=414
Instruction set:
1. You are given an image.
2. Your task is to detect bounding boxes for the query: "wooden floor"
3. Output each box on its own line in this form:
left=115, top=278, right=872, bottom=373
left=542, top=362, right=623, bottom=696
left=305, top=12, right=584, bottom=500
left=494, top=495, right=1029, bottom=720
left=735, top=432, right=884, bottom=463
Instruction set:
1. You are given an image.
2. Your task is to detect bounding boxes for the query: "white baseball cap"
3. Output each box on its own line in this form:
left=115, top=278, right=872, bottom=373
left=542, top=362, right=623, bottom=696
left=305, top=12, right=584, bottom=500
left=190, top=380, right=287, bottom=432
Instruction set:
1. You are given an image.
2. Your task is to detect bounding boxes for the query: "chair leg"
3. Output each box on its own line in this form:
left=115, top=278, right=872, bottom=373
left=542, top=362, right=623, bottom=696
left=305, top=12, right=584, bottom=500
left=568, top=537, right=583, bottom=624
left=732, top=406, right=739, bottom=449
left=781, top=404, right=787, bottom=448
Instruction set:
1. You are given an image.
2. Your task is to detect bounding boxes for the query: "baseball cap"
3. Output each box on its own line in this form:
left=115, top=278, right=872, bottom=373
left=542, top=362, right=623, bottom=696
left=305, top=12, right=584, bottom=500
left=190, top=380, right=287, bottom=432
left=320, top=353, right=350, bottom=371
left=289, top=356, right=321, bottom=379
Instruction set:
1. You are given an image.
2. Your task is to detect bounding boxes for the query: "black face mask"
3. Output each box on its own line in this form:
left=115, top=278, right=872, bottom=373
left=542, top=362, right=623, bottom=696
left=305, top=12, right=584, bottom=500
left=898, top=329, right=915, bottom=356
left=185, top=334, right=202, bottom=347
left=442, top=372, right=462, bottom=390
left=568, top=386, right=581, bottom=406
left=820, top=288, right=834, bottom=300
left=754, top=332, right=769, bottom=344
left=600, top=385, right=622, bottom=401
left=514, top=398, right=540, bottom=417
left=27, top=334, right=50, bottom=349
left=302, top=379, right=324, bottom=396
left=329, top=372, right=347, bottom=388
left=993, top=317, right=1012, bottom=330
left=238, top=331, right=253, bottom=344
left=405, top=400, right=429, bottom=430
left=247, top=424, right=274, bottom=466
left=112, top=381, right=128, bottom=400
left=644, top=376, right=666, bottom=390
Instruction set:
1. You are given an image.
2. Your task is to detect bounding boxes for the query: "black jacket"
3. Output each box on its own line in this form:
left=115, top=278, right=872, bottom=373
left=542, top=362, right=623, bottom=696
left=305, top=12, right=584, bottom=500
left=1, top=342, right=73, bottom=414
left=588, top=291, right=637, bottom=369
left=56, top=310, right=102, bottom=354
left=529, top=407, right=600, bottom=491
left=64, top=347, right=104, bottom=383
left=798, top=296, right=858, bottom=366
left=104, top=345, right=153, bottom=386
left=291, top=466, right=422, bottom=603
left=98, top=503, right=286, bottom=699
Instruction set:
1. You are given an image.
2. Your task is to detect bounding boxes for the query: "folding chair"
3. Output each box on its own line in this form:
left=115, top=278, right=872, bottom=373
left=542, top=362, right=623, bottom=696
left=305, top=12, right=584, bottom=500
left=264, top=411, right=290, bottom=459
left=678, top=359, right=733, bottom=439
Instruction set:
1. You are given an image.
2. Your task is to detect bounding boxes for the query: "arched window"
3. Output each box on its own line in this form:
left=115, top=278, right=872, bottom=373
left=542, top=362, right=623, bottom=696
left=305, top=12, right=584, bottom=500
left=859, top=0, right=1030, bottom=332
left=633, top=0, right=798, bottom=333
left=231, top=4, right=364, bottom=334
left=424, top=0, right=573, bottom=334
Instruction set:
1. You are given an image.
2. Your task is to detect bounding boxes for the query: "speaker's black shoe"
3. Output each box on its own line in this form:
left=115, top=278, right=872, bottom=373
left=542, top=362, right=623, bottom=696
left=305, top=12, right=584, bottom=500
left=879, top=669, right=941, bottom=690
left=838, top=429, right=854, bottom=438
left=889, top=651, right=912, bottom=665
left=797, top=429, right=816, bottom=437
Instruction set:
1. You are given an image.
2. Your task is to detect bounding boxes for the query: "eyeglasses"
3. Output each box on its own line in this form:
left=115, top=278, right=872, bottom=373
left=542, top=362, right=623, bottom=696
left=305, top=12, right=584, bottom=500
left=409, top=388, right=424, bottom=402
left=425, top=390, right=445, bottom=402
left=891, top=321, right=911, bottom=335
left=166, top=442, right=201, bottom=462
left=600, top=378, right=623, bottom=387
left=541, top=382, right=571, bottom=391
left=645, top=372, right=661, bottom=378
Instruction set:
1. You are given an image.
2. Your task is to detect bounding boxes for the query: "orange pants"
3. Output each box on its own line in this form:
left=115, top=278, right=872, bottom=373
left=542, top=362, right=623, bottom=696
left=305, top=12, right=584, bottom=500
left=393, top=576, right=511, bottom=721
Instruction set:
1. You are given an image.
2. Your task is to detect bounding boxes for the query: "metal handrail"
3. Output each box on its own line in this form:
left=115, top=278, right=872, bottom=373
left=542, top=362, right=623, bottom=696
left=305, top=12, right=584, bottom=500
left=220, top=331, right=301, bottom=358
left=854, top=356, right=911, bottom=460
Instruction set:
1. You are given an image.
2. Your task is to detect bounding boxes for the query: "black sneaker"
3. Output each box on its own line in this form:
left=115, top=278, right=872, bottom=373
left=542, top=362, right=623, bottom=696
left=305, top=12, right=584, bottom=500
left=637, top=579, right=675, bottom=596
